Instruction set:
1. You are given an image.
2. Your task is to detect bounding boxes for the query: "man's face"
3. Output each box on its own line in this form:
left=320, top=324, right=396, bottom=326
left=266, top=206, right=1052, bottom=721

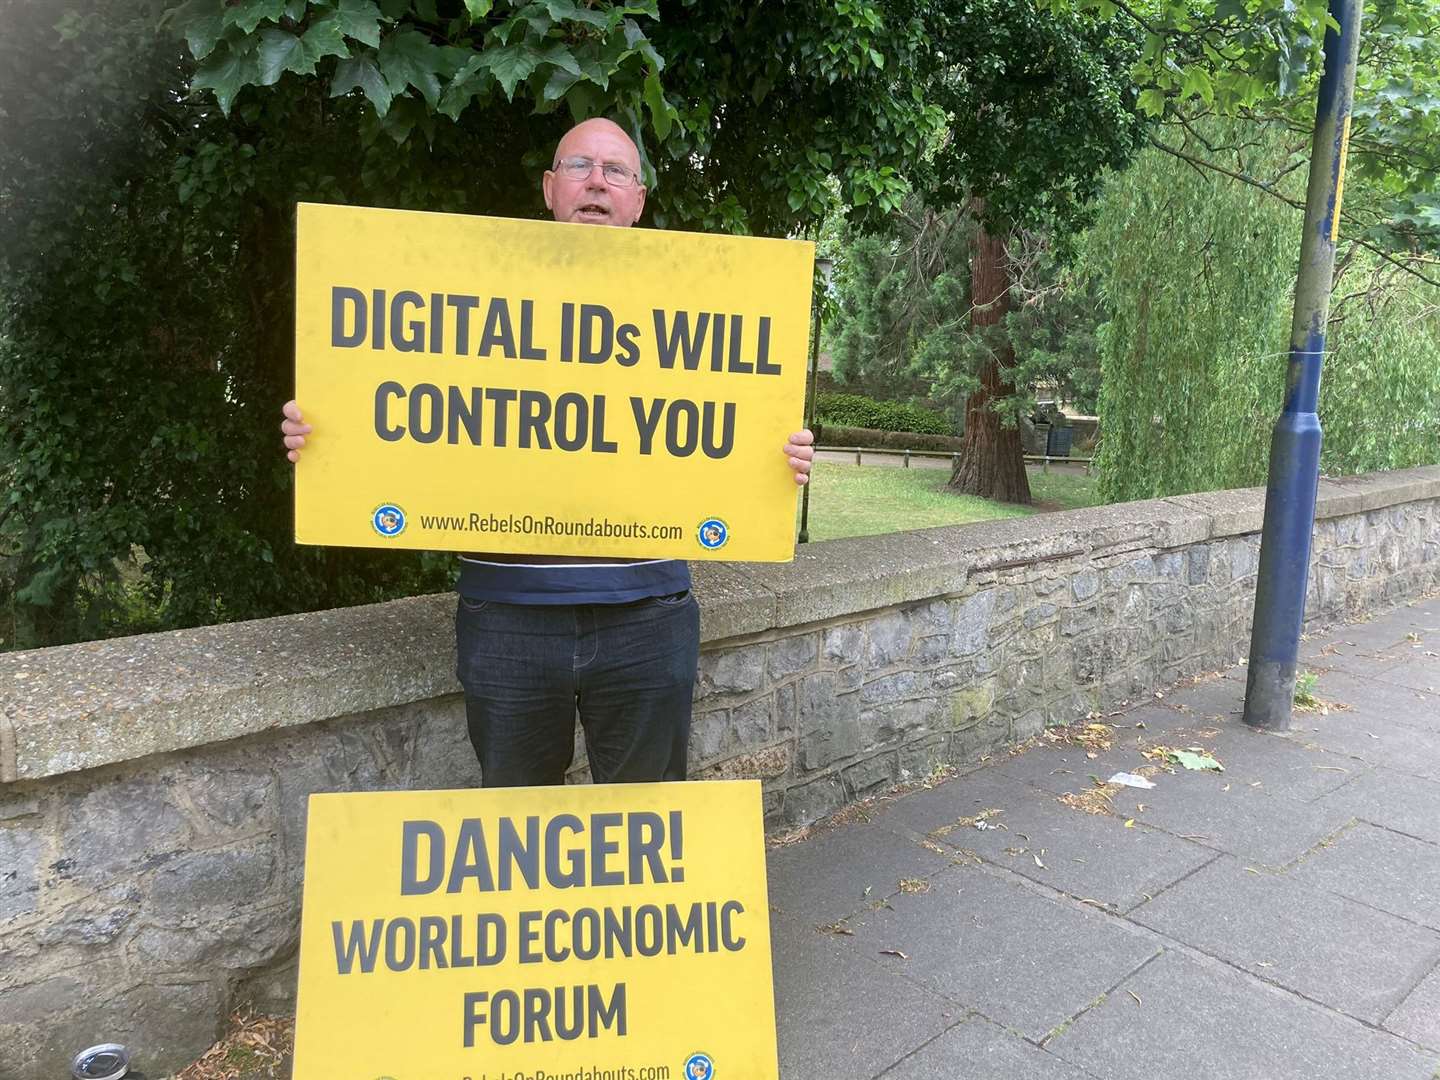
left=542, top=119, right=647, bottom=228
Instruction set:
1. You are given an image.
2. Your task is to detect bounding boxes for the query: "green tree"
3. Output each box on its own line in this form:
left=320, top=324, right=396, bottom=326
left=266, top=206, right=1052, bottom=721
left=827, top=203, right=1105, bottom=437
left=1047, top=0, right=1440, bottom=266
left=1089, top=119, right=1440, bottom=501
left=911, top=0, right=1440, bottom=504
left=0, top=0, right=981, bottom=646
left=827, top=0, right=1145, bottom=503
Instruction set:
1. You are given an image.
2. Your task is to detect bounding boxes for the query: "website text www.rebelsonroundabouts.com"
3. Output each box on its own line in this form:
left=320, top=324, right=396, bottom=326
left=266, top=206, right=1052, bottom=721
left=419, top=512, right=685, bottom=542
left=463, top=1065, right=671, bottom=1080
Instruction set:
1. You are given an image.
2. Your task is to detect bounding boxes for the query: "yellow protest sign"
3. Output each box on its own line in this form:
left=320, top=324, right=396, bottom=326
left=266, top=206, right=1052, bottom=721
left=292, top=782, right=779, bottom=1080
left=294, top=203, right=814, bottom=562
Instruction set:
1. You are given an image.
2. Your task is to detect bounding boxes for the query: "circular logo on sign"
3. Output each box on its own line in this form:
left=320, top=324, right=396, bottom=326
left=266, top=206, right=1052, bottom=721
left=697, top=518, right=729, bottom=550
left=372, top=503, right=407, bottom=537
left=684, top=1052, right=715, bottom=1080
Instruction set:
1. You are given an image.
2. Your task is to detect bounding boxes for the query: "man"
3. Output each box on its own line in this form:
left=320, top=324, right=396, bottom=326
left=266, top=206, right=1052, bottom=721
left=282, top=117, right=816, bottom=787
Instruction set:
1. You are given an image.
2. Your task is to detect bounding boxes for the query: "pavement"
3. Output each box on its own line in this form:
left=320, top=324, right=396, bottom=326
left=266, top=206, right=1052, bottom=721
left=766, top=593, right=1440, bottom=1080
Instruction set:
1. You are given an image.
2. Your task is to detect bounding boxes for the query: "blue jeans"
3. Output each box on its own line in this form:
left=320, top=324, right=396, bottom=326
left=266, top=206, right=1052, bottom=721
left=454, top=592, right=700, bottom=786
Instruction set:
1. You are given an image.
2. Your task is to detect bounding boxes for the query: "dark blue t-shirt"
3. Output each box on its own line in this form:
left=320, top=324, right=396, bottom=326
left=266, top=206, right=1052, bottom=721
left=458, top=555, right=692, bottom=605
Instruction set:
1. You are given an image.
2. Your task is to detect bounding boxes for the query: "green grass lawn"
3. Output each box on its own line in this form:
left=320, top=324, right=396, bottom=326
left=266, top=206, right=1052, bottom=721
left=1029, top=467, right=1103, bottom=510
left=800, top=463, right=1102, bottom=542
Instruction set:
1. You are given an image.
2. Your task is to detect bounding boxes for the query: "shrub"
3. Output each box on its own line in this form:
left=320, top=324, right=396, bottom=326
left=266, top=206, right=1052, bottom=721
left=1090, top=118, right=1440, bottom=502
left=818, top=424, right=966, bottom=452
left=816, top=393, right=954, bottom=435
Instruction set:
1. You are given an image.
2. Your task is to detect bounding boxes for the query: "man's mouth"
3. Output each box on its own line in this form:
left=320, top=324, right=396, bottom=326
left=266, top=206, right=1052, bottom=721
left=575, top=203, right=610, bottom=220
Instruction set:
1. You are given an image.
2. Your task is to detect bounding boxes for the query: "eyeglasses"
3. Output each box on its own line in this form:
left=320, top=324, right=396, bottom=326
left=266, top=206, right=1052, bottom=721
left=552, top=156, right=642, bottom=188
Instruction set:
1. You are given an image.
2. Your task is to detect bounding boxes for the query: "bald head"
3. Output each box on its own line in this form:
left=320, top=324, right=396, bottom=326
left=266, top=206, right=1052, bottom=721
left=542, top=119, right=647, bottom=227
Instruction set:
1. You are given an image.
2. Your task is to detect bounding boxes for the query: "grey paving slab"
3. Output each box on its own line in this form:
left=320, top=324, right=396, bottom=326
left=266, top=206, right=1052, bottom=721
left=1110, top=701, right=1217, bottom=735
left=995, top=713, right=1258, bottom=798
left=1150, top=676, right=1246, bottom=718
left=1291, top=821, right=1440, bottom=930
left=872, top=767, right=1214, bottom=913
left=1199, top=721, right=1364, bottom=801
left=1316, top=767, right=1440, bottom=844
left=1374, top=656, right=1440, bottom=695
left=1104, top=763, right=1354, bottom=868
left=1046, top=949, right=1440, bottom=1080
left=1300, top=667, right=1440, bottom=733
left=767, top=821, right=954, bottom=930
left=1129, top=855, right=1440, bottom=1023
left=1335, top=601, right=1440, bottom=642
left=770, top=920, right=961, bottom=1080
left=994, top=741, right=1158, bottom=798
left=1280, top=705, right=1440, bottom=781
left=848, top=863, right=1160, bottom=1041
left=866, top=767, right=1043, bottom=838
left=1299, top=630, right=1412, bottom=676
left=1304, top=606, right=1436, bottom=652
left=993, top=745, right=1134, bottom=797
left=1386, top=963, right=1440, bottom=1051
left=878, top=1015, right=1102, bottom=1080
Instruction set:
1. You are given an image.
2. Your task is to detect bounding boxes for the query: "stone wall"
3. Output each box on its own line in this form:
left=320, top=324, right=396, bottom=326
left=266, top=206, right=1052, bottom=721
left=1, top=466, right=1438, bottom=1077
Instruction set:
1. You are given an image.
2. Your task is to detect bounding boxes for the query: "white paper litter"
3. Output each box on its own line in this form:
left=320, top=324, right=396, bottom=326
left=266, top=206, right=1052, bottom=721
left=1109, top=772, right=1156, bottom=789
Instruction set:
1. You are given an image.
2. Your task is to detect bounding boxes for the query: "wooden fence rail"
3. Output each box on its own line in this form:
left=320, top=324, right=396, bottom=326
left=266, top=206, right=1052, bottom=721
left=817, top=445, right=1096, bottom=475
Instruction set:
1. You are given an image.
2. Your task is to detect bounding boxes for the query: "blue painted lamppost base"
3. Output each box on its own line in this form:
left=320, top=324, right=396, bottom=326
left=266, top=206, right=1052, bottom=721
left=1243, top=405, right=1323, bottom=731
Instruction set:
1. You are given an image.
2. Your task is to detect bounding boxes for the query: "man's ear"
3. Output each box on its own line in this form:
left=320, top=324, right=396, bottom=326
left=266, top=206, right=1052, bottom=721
left=541, top=170, right=555, bottom=210
left=632, top=185, right=647, bottom=226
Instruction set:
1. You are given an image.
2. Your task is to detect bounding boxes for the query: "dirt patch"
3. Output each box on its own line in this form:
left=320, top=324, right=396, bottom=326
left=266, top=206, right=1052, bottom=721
left=1043, top=720, right=1116, bottom=755
left=1058, top=783, right=1117, bottom=816
left=175, top=1010, right=293, bottom=1080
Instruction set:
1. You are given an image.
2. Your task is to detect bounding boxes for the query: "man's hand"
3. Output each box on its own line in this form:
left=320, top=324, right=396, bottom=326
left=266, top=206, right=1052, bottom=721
left=784, top=429, right=815, bottom=485
left=281, top=400, right=312, bottom=462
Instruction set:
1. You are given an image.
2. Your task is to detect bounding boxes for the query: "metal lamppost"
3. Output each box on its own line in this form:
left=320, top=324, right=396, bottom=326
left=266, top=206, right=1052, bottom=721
left=798, top=256, right=835, bottom=544
left=1244, top=0, right=1362, bottom=729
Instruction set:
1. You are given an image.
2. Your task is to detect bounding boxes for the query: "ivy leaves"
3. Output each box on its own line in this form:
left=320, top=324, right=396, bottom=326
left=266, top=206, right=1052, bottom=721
left=171, top=0, right=370, bottom=112
left=330, top=55, right=391, bottom=113
left=163, top=0, right=952, bottom=237
left=168, top=0, right=666, bottom=135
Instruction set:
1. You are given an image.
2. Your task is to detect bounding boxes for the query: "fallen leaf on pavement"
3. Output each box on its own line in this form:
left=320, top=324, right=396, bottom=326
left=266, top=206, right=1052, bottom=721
left=1168, top=749, right=1224, bottom=772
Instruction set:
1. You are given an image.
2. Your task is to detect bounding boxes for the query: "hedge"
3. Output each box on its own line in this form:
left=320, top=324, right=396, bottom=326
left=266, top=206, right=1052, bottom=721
left=816, top=424, right=966, bottom=453
left=815, top=392, right=953, bottom=435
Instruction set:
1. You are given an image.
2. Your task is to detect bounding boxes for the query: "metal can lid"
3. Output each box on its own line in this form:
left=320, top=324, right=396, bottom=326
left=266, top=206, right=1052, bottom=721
left=71, top=1044, right=130, bottom=1080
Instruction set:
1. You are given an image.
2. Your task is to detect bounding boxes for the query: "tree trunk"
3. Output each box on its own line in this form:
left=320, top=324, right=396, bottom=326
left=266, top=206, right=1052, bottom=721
left=947, top=209, right=1032, bottom=505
